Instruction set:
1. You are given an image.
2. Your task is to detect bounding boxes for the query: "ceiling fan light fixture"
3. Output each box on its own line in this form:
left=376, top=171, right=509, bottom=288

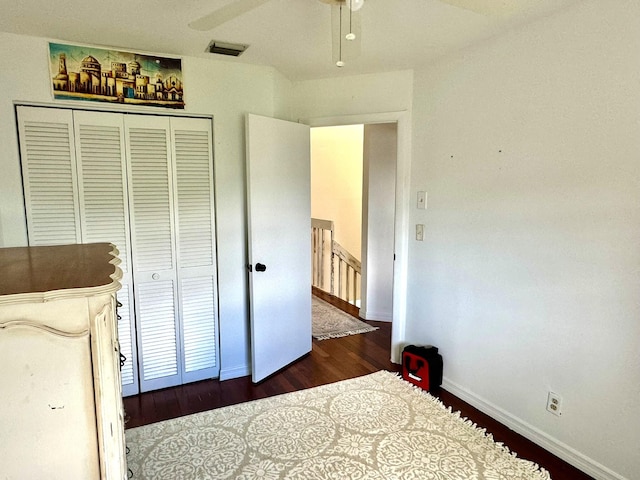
left=348, top=0, right=364, bottom=11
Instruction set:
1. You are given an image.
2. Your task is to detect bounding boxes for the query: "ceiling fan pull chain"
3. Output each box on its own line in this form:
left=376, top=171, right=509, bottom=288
left=336, top=3, right=345, bottom=67
left=346, top=0, right=356, bottom=41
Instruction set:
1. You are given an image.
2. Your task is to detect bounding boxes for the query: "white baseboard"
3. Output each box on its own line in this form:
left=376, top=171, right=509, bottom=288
left=442, top=378, right=628, bottom=480
left=360, top=309, right=392, bottom=322
left=219, top=364, right=251, bottom=381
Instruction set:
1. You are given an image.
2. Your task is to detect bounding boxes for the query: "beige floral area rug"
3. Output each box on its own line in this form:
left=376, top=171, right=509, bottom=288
left=125, top=371, right=551, bottom=480
left=312, top=296, right=378, bottom=340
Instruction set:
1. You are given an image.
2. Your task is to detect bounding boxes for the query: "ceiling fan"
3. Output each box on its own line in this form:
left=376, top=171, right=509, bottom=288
left=189, top=0, right=515, bottom=67
left=189, top=0, right=365, bottom=67
left=189, top=0, right=355, bottom=31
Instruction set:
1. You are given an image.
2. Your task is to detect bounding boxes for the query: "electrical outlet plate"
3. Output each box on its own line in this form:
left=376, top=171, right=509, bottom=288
left=546, top=391, right=562, bottom=416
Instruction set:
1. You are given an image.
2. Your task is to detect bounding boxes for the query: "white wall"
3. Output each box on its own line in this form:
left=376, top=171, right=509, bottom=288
left=361, top=123, right=396, bottom=321
left=0, top=31, right=288, bottom=381
left=408, top=1, right=640, bottom=478
left=292, top=70, right=414, bottom=121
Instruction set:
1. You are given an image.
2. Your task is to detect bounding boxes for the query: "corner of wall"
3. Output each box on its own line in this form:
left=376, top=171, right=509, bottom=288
left=272, top=69, right=295, bottom=121
left=219, top=364, right=252, bottom=382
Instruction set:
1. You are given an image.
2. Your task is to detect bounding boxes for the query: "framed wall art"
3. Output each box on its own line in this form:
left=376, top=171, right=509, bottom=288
left=49, top=42, right=185, bottom=109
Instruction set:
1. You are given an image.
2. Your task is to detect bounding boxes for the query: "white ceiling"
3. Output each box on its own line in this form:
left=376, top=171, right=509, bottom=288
left=0, top=0, right=580, bottom=81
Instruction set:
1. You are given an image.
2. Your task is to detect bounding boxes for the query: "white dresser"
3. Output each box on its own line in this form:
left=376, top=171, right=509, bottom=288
left=0, top=243, right=127, bottom=479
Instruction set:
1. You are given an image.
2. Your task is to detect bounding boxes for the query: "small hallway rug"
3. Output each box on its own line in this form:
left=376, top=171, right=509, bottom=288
left=125, top=370, right=551, bottom=480
left=312, top=295, right=378, bottom=340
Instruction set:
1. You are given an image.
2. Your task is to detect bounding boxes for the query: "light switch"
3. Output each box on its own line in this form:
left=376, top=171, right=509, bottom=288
left=417, top=191, right=426, bottom=209
left=416, top=224, right=424, bottom=241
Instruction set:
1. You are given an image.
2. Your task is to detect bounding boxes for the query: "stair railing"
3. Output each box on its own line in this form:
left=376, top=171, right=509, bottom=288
left=332, top=240, right=361, bottom=305
left=311, top=218, right=361, bottom=305
left=312, top=218, right=334, bottom=293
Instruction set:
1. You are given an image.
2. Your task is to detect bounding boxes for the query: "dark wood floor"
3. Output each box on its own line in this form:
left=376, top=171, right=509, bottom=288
left=123, top=301, right=593, bottom=480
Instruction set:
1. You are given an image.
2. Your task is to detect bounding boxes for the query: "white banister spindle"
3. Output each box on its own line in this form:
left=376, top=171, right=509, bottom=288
left=346, top=265, right=351, bottom=302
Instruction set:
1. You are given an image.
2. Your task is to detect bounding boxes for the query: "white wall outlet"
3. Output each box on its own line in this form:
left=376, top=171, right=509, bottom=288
left=417, top=191, right=427, bottom=209
left=416, top=224, right=424, bottom=241
left=546, top=391, right=562, bottom=416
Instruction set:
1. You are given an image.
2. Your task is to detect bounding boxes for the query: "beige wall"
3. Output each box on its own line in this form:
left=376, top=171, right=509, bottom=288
left=310, top=125, right=363, bottom=260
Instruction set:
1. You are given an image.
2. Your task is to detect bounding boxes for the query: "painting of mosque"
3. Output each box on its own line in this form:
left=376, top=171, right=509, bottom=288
left=49, top=42, right=184, bottom=109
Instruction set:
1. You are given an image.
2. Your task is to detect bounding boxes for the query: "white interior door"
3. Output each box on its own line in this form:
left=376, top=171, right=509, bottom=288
left=246, top=114, right=311, bottom=383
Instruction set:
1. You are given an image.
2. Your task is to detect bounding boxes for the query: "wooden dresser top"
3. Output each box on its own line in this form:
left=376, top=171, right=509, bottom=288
left=0, top=243, right=120, bottom=297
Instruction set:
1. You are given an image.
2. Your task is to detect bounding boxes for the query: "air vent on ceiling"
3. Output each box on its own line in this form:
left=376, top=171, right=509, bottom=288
left=206, top=40, right=249, bottom=57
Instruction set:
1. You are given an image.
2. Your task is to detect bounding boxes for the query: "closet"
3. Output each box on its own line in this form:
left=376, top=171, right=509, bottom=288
left=16, top=105, right=219, bottom=395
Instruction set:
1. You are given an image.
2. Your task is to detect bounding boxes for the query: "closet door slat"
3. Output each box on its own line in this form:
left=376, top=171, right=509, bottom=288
left=125, top=115, right=181, bottom=393
left=181, top=276, right=217, bottom=373
left=128, top=127, right=174, bottom=272
left=172, top=117, right=219, bottom=382
left=136, top=281, right=179, bottom=380
left=174, top=128, right=214, bottom=267
left=17, top=107, right=81, bottom=246
left=73, top=110, right=138, bottom=396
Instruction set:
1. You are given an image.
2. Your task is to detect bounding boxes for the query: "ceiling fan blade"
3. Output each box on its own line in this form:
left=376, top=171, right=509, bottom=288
left=331, top=4, right=361, bottom=66
left=436, top=0, right=516, bottom=15
left=189, top=0, right=272, bottom=31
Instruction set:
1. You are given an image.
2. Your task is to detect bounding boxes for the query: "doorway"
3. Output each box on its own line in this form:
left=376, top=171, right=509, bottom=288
left=245, top=112, right=409, bottom=383
left=304, top=111, right=411, bottom=364
left=310, top=123, right=397, bottom=322
left=311, top=124, right=364, bottom=306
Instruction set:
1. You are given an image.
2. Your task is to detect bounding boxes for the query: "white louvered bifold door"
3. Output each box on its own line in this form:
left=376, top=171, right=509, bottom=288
left=17, top=106, right=81, bottom=246
left=17, top=107, right=220, bottom=394
left=125, top=114, right=181, bottom=393
left=73, top=110, right=139, bottom=396
left=170, top=117, right=219, bottom=383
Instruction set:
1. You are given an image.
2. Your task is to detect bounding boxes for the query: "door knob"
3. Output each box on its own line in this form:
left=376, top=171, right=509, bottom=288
left=255, top=263, right=267, bottom=272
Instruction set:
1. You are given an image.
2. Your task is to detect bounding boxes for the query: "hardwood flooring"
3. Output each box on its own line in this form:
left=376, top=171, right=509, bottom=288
left=123, top=302, right=594, bottom=480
